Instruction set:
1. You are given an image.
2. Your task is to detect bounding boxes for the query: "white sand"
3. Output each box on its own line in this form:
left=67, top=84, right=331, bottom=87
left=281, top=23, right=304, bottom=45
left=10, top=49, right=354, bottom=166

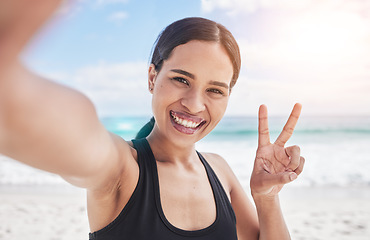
left=281, top=187, right=370, bottom=240
left=0, top=186, right=369, bottom=240
left=0, top=186, right=89, bottom=240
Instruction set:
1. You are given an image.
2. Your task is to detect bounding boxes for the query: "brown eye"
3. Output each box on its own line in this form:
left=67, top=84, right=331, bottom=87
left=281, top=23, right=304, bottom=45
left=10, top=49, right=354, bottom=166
left=172, top=77, right=189, bottom=86
left=207, top=88, right=224, bottom=95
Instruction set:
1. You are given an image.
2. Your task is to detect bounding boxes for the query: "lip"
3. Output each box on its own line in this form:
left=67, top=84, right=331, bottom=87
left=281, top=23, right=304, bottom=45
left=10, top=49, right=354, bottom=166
left=169, top=110, right=206, bottom=135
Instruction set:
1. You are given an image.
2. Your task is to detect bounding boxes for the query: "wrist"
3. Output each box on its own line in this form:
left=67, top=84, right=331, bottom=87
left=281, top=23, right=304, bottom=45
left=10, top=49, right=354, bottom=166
left=252, top=192, right=280, bottom=207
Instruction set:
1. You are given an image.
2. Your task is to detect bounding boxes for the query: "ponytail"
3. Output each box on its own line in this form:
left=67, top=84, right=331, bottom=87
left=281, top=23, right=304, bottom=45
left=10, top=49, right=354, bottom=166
left=135, top=117, right=155, bottom=139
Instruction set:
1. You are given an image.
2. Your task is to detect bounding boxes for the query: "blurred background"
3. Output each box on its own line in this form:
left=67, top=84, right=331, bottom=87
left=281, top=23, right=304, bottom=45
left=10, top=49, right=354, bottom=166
left=5, top=0, right=368, bottom=189
left=1, top=0, right=370, bottom=239
left=21, top=0, right=370, bottom=117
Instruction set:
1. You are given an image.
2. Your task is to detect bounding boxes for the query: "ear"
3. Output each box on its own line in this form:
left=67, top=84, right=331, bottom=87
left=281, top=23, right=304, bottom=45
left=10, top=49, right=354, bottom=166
left=148, top=64, right=157, bottom=94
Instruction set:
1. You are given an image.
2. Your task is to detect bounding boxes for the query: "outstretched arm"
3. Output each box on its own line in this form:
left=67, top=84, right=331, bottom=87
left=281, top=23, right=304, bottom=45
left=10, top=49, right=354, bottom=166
left=0, top=1, right=135, bottom=190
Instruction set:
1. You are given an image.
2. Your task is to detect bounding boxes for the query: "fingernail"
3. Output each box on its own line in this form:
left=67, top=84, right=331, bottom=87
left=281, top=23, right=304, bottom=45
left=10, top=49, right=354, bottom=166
left=290, top=173, right=297, bottom=181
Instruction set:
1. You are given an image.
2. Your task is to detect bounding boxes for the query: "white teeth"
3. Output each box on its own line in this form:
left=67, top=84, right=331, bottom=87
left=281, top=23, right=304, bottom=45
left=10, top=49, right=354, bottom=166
left=171, top=112, right=202, bottom=129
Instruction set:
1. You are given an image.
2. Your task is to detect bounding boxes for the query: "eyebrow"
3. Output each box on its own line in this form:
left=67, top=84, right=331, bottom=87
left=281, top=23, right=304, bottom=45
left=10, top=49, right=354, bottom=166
left=170, top=69, right=195, bottom=79
left=209, top=80, right=229, bottom=90
left=170, top=68, right=230, bottom=90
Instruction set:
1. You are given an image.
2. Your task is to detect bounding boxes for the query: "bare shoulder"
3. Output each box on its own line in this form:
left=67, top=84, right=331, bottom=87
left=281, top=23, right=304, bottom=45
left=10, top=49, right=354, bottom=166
left=201, top=152, right=232, bottom=173
left=200, top=152, right=237, bottom=197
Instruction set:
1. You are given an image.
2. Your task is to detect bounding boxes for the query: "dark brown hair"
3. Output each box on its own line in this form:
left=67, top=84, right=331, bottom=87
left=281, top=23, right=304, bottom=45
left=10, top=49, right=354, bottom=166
left=151, top=17, right=241, bottom=89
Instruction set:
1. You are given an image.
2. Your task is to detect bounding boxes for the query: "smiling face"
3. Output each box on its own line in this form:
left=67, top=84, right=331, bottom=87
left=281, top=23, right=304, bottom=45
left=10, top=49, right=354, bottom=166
left=148, top=40, right=234, bottom=146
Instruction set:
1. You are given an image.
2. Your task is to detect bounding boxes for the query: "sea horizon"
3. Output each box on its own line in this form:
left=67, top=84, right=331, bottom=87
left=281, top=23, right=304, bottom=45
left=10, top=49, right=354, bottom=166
left=1, top=115, right=369, bottom=189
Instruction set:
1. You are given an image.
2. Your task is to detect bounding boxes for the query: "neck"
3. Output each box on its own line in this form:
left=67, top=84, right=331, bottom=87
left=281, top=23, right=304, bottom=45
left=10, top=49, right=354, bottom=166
left=146, top=127, right=199, bottom=166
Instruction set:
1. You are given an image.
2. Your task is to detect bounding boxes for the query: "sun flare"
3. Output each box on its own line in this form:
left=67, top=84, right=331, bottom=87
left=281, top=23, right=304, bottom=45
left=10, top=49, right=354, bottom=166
left=280, top=10, right=367, bottom=64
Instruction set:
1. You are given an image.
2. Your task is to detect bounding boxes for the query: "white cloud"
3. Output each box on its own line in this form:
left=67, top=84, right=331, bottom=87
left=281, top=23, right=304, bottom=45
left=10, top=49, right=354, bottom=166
left=55, top=0, right=86, bottom=18
left=75, top=61, right=151, bottom=116
left=202, top=0, right=370, bottom=20
left=45, top=61, right=152, bottom=117
left=95, top=0, right=129, bottom=6
left=55, top=0, right=130, bottom=17
left=230, top=38, right=370, bottom=116
left=108, top=11, right=129, bottom=23
left=201, top=0, right=314, bottom=14
left=226, top=75, right=370, bottom=117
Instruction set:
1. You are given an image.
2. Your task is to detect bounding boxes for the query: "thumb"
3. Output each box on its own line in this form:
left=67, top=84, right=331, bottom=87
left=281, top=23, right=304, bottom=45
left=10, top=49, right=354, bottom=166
left=263, top=171, right=298, bottom=186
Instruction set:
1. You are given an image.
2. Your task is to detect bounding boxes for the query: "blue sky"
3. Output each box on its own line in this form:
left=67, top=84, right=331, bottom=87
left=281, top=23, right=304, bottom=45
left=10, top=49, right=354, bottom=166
left=23, top=0, right=370, bottom=117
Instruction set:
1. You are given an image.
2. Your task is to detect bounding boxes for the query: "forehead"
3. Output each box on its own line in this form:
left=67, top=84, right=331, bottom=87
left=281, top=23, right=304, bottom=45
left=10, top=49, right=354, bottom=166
left=162, top=40, right=233, bottom=85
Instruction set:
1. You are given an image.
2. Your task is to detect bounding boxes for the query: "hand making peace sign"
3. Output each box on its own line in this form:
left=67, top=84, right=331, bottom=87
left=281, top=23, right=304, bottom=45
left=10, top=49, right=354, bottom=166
left=250, top=103, right=305, bottom=198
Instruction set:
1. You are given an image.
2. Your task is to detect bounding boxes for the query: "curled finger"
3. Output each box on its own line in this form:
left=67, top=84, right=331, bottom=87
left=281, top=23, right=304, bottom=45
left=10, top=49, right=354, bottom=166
left=294, top=156, right=305, bottom=176
left=285, top=145, right=301, bottom=171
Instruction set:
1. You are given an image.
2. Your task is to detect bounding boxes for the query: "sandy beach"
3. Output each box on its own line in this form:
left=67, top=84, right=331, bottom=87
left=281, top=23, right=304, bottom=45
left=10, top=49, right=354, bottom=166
left=1, top=185, right=369, bottom=240
left=281, top=187, right=370, bottom=240
left=0, top=185, right=89, bottom=240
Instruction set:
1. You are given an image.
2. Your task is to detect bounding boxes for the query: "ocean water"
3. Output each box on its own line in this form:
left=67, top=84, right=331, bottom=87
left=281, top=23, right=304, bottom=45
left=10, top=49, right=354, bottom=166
left=1, top=116, right=369, bottom=188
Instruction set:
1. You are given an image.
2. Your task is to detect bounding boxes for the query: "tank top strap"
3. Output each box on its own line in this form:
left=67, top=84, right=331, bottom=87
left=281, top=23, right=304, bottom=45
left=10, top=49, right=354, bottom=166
left=132, top=138, right=155, bottom=169
left=196, top=152, right=237, bottom=224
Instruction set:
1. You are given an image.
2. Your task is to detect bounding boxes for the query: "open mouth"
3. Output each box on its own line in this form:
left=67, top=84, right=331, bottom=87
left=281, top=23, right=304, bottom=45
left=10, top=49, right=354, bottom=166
left=170, top=110, right=206, bottom=134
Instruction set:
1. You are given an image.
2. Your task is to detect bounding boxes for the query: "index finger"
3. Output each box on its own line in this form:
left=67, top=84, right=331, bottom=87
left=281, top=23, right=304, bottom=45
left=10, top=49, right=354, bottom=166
left=275, top=103, right=302, bottom=147
left=258, top=104, right=271, bottom=147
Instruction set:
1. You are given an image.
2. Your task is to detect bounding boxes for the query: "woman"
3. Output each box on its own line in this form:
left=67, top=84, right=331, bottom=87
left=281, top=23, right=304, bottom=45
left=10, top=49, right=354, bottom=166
left=0, top=1, right=304, bottom=239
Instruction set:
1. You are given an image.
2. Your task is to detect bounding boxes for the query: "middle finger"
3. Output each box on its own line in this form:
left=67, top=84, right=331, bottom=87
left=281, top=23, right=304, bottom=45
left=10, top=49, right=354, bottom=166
left=275, top=103, right=302, bottom=147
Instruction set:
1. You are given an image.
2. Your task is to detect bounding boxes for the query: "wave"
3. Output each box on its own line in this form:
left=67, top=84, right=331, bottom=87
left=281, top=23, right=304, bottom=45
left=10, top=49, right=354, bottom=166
left=100, top=116, right=370, bottom=138
left=1, top=116, right=369, bottom=187
left=209, top=128, right=370, bottom=136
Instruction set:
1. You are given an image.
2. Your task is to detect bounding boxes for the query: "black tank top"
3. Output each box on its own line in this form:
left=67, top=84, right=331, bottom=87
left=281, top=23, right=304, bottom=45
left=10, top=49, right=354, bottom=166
left=89, top=138, right=237, bottom=240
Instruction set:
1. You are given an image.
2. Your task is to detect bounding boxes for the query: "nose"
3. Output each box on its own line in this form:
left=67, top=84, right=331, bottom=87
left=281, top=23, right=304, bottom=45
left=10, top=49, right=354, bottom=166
left=180, top=89, right=206, bottom=114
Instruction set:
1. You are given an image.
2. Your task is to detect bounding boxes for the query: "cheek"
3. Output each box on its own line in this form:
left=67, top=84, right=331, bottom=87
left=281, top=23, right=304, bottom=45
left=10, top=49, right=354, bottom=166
left=209, top=98, right=229, bottom=122
left=151, top=83, right=178, bottom=113
left=216, top=97, right=229, bottom=112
